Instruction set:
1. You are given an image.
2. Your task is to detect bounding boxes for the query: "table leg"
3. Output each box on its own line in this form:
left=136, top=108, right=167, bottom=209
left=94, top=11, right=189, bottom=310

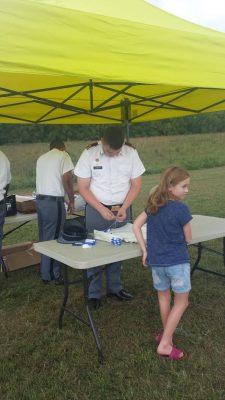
left=58, top=265, right=103, bottom=363
left=223, top=237, right=225, bottom=268
left=2, top=220, right=31, bottom=279
left=3, top=220, right=30, bottom=238
left=1, top=256, right=8, bottom=278
left=83, top=270, right=103, bottom=364
left=191, top=242, right=202, bottom=276
left=58, top=264, right=69, bottom=329
left=191, top=240, right=225, bottom=278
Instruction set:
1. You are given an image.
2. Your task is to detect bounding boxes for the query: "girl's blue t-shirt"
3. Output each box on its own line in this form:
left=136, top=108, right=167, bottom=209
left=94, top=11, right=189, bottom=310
left=145, top=200, right=192, bottom=267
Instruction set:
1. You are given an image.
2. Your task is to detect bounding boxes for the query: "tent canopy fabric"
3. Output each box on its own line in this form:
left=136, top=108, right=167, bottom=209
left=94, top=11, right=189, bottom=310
left=1, top=0, right=225, bottom=124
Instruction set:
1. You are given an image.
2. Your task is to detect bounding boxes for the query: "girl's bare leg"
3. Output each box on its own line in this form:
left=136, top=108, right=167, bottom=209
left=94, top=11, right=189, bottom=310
left=157, top=292, right=189, bottom=357
left=157, top=289, right=171, bottom=329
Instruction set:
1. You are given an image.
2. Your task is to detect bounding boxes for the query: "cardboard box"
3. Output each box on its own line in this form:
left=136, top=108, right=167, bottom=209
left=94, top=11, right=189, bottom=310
left=16, top=195, right=36, bottom=213
left=2, top=242, right=40, bottom=271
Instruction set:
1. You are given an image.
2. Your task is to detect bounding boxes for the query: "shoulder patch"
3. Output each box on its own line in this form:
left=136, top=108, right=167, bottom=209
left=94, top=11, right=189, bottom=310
left=124, top=141, right=136, bottom=149
left=86, top=142, right=98, bottom=150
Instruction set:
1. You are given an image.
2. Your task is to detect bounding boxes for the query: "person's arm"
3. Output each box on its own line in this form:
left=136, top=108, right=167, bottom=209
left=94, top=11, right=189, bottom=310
left=183, top=222, right=192, bottom=244
left=117, top=176, right=142, bottom=222
left=63, top=170, right=75, bottom=214
left=77, top=177, right=116, bottom=221
left=133, top=211, right=148, bottom=266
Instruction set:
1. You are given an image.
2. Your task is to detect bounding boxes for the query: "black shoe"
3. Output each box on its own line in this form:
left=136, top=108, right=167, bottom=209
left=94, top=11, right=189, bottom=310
left=107, top=289, right=134, bottom=301
left=87, top=298, right=102, bottom=310
left=54, top=276, right=64, bottom=286
left=42, top=279, right=50, bottom=284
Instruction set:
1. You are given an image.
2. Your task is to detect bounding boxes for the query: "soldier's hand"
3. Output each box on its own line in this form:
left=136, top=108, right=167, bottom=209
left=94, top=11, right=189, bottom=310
left=67, top=200, right=75, bottom=214
left=116, top=207, right=126, bottom=222
left=100, top=207, right=116, bottom=221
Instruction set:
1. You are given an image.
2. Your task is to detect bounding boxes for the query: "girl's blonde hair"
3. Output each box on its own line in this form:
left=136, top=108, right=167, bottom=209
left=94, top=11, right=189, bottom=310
left=147, top=166, right=190, bottom=214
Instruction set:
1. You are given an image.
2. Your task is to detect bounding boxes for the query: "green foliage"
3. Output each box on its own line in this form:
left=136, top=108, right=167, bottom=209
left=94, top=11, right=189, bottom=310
left=131, top=110, right=225, bottom=137
left=0, top=124, right=102, bottom=144
left=1, top=110, right=225, bottom=143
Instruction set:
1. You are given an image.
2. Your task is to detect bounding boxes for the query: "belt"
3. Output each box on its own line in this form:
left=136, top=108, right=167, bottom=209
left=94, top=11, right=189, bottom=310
left=0, top=199, right=5, bottom=206
left=36, top=195, right=64, bottom=201
left=101, top=203, right=122, bottom=212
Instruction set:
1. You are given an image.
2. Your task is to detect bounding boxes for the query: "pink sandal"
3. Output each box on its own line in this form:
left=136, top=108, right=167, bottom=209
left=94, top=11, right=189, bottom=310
left=159, top=346, right=187, bottom=361
left=155, top=332, right=163, bottom=346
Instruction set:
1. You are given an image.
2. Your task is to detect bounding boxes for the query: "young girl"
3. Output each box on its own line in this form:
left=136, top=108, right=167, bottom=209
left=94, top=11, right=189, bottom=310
left=133, top=166, right=192, bottom=360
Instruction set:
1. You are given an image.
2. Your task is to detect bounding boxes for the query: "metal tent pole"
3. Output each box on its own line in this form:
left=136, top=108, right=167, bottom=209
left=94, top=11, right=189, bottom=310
left=121, top=98, right=131, bottom=141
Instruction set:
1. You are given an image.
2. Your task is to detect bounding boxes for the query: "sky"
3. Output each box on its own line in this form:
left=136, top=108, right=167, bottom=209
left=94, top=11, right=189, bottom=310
left=146, top=0, right=225, bottom=33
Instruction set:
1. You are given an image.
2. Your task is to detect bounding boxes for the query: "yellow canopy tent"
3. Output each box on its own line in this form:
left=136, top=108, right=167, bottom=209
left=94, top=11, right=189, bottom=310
left=1, top=0, right=225, bottom=125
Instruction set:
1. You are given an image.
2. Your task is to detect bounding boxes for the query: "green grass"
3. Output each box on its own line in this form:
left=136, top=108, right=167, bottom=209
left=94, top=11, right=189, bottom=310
left=2, top=131, right=225, bottom=192
left=1, top=135, right=225, bottom=399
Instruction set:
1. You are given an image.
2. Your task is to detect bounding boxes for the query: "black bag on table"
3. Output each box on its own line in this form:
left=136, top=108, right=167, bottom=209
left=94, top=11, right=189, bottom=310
left=5, top=194, right=17, bottom=217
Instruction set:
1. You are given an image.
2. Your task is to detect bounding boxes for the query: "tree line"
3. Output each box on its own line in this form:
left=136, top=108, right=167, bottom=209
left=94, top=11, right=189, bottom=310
left=0, top=111, right=225, bottom=144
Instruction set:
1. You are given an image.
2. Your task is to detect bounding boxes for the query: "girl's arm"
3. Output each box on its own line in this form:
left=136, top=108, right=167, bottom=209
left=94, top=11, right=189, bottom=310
left=183, top=222, right=192, bottom=244
left=133, top=211, right=148, bottom=266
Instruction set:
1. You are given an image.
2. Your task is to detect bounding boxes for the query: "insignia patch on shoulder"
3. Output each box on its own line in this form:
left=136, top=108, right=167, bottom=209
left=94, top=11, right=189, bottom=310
left=125, top=141, right=136, bottom=149
left=86, top=142, right=98, bottom=150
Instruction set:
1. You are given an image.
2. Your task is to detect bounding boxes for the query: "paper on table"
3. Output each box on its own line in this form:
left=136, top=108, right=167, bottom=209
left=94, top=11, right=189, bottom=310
left=94, top=223, right=146, bottom=243
left=16, top=195, right=34, bottom=201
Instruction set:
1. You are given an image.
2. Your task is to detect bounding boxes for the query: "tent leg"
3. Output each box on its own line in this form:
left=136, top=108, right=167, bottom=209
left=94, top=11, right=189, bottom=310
left=121, top=99, right=131, bottom=141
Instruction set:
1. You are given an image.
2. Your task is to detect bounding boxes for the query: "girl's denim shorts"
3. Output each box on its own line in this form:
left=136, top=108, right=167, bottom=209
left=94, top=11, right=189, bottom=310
left=151, top=263, right=191, bottom=293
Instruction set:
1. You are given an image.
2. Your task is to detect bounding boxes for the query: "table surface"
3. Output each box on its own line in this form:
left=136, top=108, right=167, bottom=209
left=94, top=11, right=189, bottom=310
left=5, top=212, right=37, bottom=225
left=190, top=214, right=225, bottom=244
left=34, top=240, right=142, bottom=270
left=33, top=215, right=225, bottom=270
left=5, top=208, right=84, bottom=226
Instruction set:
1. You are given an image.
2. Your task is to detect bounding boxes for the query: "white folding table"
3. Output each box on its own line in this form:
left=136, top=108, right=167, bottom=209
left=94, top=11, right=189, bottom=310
left=5, top=212, right=37, bottom=227
left=2, top=202, right=85, bottom=277
left=33, top=214, right=225, bottom=362
left=34, top=239, right=142, bottom=362
left=190, top=214, right=225, bottom=277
